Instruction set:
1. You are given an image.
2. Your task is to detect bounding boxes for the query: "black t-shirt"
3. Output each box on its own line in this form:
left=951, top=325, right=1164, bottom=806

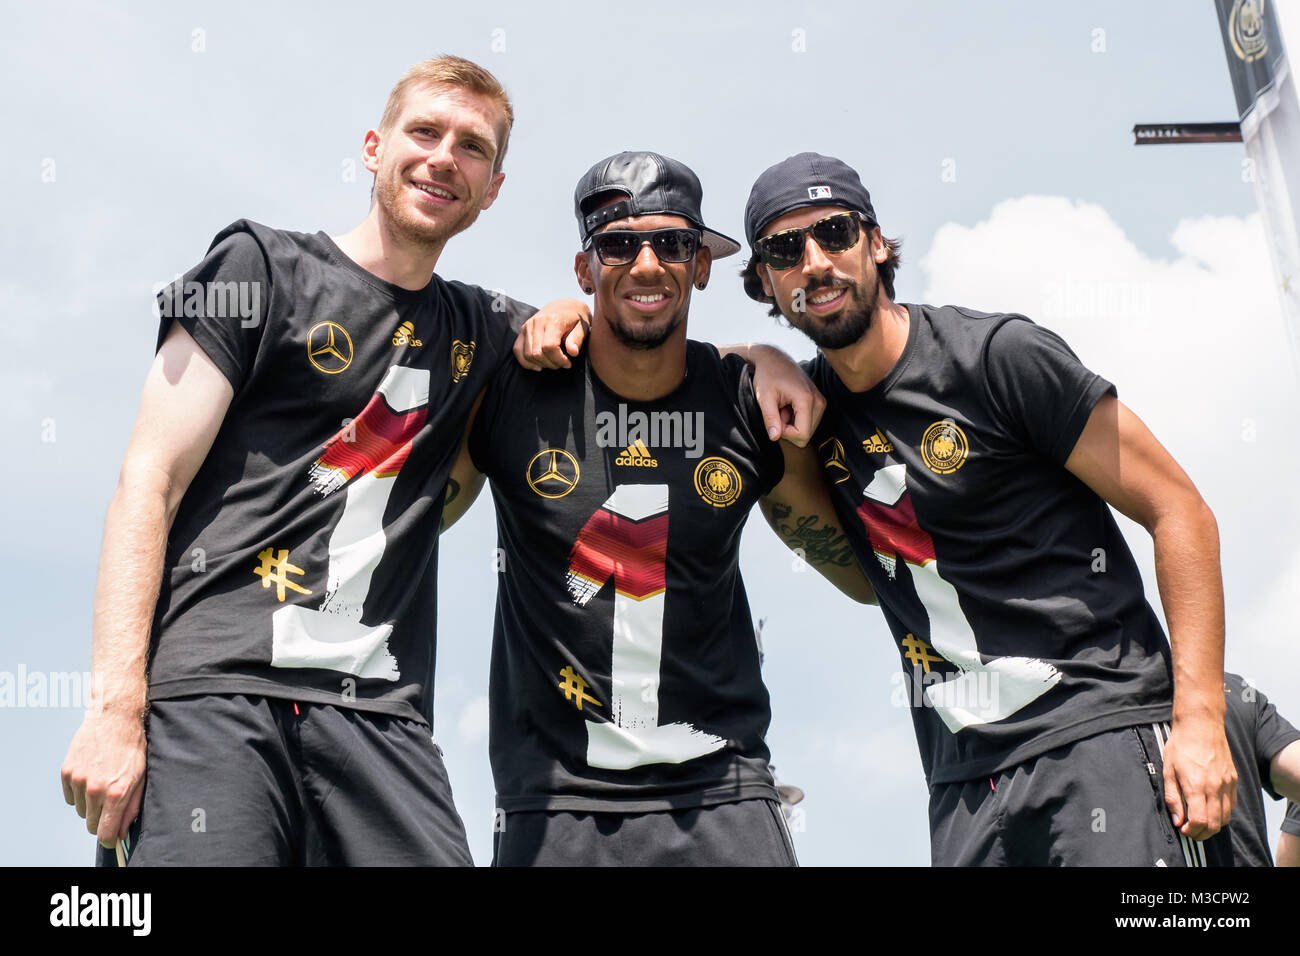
left=148, top=219, right=531, bottom=725
left=469, top=341, right=785, bottom=811
left=1284, top=802, right=1300, bottom=838
left=806, top=303, right=1174, bottom=784
left=1222, top=672, right=1300, bottom=866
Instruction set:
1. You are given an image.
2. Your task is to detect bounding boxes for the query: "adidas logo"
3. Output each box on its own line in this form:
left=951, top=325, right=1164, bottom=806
left=615, top=439, right=658, bottom=467
left=862, top=429, right=894, bottom=454
left=392, top=320, right=423, bottom=348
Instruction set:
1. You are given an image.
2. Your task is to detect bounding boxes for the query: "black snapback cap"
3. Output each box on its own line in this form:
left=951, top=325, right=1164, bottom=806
left=743, top=152, right=877, bottom=250
left=574, top=151, right=741, bottom=259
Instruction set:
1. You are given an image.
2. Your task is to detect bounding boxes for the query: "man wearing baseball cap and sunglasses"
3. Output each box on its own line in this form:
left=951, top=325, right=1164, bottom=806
left=738, top=152, right=1236, bottom=866
left=442, top=150, right=873, bottom=865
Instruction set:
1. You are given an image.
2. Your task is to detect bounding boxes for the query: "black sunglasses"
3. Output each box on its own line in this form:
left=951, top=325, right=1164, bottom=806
left=587, top=228, right=703, bottom=266
left=754, top=211, right=870, bottom=271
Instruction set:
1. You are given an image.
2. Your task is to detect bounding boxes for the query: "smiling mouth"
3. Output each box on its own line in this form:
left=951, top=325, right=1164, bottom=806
left=413, top=182, right=457, bottom=201
left=806, top=287, right=847, bottom=310
left=624, top=291, right=672, bottom=312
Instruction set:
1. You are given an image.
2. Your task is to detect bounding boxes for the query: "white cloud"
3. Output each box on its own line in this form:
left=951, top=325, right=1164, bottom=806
left=919, top=197, right=1300, bottom=697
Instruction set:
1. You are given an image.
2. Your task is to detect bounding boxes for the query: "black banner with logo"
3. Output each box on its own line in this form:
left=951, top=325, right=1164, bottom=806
left=1216, top=0, right=1289, bottom=121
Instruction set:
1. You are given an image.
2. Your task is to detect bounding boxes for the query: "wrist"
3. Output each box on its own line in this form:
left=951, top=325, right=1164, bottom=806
left=1171, top=703, right=1224, bottom=728
left=88, top=679, right=148, bottom=722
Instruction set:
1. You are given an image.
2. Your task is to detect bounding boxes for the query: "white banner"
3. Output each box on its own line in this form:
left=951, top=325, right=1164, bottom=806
left=1218, top=0, right=1300, bottom=376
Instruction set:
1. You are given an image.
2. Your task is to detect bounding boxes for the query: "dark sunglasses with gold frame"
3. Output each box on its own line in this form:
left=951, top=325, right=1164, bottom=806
left=754, top=211, right=872, bottom=271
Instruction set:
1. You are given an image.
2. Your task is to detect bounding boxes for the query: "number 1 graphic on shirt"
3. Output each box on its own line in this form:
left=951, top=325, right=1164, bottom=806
left=859, top=462, right=1061, bottom=732
left=565, top=484, right=726, bottom=770
left=271, top=365, right=429, bottom=681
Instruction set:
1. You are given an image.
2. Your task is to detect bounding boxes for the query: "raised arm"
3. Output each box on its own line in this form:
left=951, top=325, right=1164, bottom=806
left=1065, top=393, right=1234, bottom=839
left=719, top=343, right=825, bottom=447
left=512, top=298, right=591, bottom=371
left=760, top=440, right=875, bottom=605
left=61, top=322, right=234, bottom=845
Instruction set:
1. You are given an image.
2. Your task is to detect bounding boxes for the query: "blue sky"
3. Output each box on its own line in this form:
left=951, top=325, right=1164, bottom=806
left=4, top=0, right=1298, bottom=867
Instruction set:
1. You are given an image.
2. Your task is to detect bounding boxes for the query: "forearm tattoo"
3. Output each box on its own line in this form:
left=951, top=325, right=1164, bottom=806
left=768, top=502, right=855, bottom=567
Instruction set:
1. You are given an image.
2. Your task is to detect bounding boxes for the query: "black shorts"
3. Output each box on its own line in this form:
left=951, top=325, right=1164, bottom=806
left=99, top=693, right=472, bottom=866
left=492, top=798, right=798, bottom=867
left=928, top=723, right=1234, bottom=866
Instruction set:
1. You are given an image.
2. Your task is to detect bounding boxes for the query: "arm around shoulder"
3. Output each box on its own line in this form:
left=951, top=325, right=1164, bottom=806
left=720, top=342, right=824, bottom=446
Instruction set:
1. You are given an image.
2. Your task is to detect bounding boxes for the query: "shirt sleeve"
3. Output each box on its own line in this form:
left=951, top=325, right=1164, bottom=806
left=154, top=223, right=271, bottom=393
left=493, top=291, right=539, bottom=336
left=982, top=317, right=1115, bottom=466
left=1283, top=801, right=1300, bottom=837
left=468, top=363, right=513, bottom=475
left=479, top=288, right=539, bottom=374
left=1253, top=685, right=1300, bottom=800
left=464, top=287, right=539, bottom=474
left=801, top=355, right=838, bottom=451
left=730, top=353, right=786, bottom=495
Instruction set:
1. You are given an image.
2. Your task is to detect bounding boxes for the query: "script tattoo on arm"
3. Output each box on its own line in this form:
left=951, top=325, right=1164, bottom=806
left=760, top=439, right=875, bottom=604
left=767, top=501, right=855, bottom=568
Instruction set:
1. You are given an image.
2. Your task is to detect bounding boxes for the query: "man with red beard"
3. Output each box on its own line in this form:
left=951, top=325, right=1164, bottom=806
left=738, top=152, right=1237, bottom=866
left=60, top=56, right=592, bottom=865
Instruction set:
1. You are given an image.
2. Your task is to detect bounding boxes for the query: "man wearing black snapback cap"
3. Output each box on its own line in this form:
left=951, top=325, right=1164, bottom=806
left=737, top=152, right=1237, bottom=866
left=442, top=150, right=874, bottom=865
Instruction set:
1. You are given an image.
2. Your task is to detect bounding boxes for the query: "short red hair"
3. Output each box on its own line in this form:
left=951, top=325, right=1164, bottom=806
left=378, top=55, right=514, bottom=172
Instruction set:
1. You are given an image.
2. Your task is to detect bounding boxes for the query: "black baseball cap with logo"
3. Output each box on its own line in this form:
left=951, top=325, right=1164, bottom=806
left=743, top=152, right=877, bottom=250
left=574, top=151, right=741, bottom=259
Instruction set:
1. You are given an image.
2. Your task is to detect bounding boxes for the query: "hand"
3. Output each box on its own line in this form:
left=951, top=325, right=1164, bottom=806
left=513, top=298, right=591, bottom=370
left=750, top=344, right=826, bottom=446
left=61, top=709, right=147, bottom=846
left=1161, top=717, right=1237, bottom=840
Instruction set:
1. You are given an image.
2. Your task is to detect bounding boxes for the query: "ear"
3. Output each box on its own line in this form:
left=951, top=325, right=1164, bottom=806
left=480, top=171, right=506, bottom=211
left=361, top=129, right=381, bottom=175
left=757, top=260, right=774, bottom=298
left=869, top=224, right=887, bottom=263
left=574, top=250, right=594, bottom=295
left=693, top=246, right=713, bottom=290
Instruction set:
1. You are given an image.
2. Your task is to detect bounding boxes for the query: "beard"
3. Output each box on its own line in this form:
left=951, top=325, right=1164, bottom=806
left=603, top=305, right=685, bottom=351
left=374, top=171, right=482, bottom=251
left=787, top=272, right=879, bottom=350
